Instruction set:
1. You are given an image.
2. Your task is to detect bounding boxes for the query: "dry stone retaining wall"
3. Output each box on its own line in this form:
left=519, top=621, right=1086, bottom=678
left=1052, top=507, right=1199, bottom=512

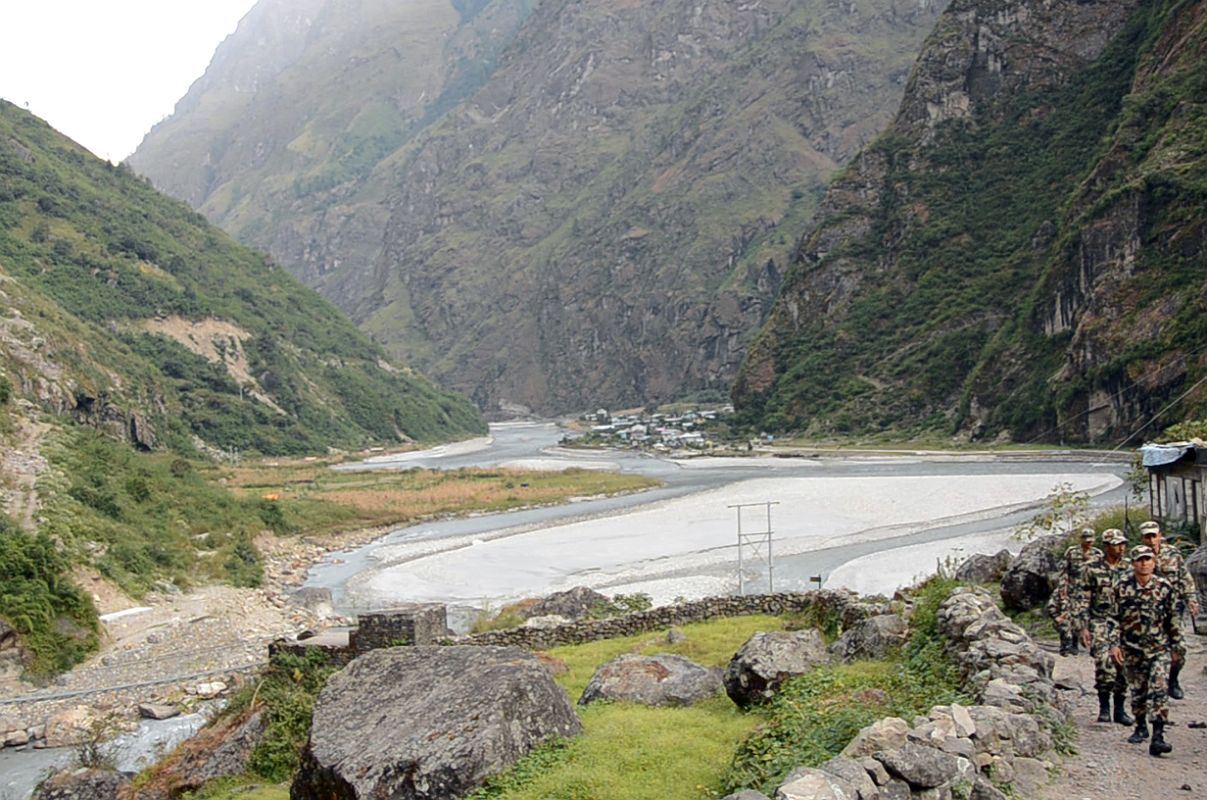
left=752, top=586, right=1070, bottom=800
left=460, top=591, right=883, bottom=650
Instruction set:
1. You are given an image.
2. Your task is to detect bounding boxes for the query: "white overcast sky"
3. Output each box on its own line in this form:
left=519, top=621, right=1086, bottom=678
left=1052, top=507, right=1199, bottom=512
left=0, top=0, right=258, bottom=163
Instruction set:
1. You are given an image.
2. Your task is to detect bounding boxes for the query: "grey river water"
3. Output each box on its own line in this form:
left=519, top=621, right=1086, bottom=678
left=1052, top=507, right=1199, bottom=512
left=307, top=421, right=1131, bottom=611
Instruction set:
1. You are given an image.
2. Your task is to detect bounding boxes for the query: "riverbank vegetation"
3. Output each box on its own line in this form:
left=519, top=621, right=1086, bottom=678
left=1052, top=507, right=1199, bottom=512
left=222, top=458, right=660, bottom=537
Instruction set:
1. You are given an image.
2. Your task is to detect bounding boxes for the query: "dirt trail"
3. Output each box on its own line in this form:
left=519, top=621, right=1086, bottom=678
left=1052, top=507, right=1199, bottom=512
left=1039, top=630, right=1207, bottom=798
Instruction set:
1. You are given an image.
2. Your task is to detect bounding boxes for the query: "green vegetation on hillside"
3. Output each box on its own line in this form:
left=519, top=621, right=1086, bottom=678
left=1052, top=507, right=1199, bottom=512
left=737, top=0, right=1207, bottom=443
left=38, top=428, right=272, bottom=597
left=0, top=514, right=97, bottom=674
left=0, top=99, right=484, bottom=456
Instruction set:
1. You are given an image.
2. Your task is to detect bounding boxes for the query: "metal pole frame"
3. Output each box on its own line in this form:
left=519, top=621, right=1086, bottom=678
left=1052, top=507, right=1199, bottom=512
left=730, top=501, right=780, bottom=595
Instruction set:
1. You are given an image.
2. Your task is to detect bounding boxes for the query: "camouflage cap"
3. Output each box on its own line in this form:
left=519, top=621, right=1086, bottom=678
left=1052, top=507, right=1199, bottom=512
left=1080, top=528, right=1096, bottom=541
left=1139, top=520, right=1161, bottom=535
left=1102, top=528, right=1127, bottom=545
left=1131, top=544, right=1155, bottom=561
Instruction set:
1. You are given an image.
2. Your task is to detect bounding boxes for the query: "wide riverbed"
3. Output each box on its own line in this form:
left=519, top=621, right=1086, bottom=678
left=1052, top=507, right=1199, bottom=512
left=308, top=422, right=1129, bottom=611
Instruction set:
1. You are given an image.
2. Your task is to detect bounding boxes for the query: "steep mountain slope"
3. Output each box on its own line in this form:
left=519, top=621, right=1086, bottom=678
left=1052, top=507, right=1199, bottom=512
left=129, top=0, right=948, bottom=414
left=735, top=0, right=1207, bottom=443
left=128, top=0, right=538, bottom=315
left=0, top=100, right=484, bottom=456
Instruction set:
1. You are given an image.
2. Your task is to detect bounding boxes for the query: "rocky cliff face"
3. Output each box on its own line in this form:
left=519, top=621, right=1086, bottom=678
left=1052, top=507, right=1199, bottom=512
left=130, top=0, right=948, bottom=414
left=736, top=0, right=1207, bottom=442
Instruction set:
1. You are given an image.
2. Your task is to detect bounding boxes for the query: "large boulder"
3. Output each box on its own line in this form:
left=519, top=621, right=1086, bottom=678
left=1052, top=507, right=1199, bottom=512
left=955, top=550, right=1013, bottom=584
left=292, top=646, right=581, bottom=800
left=828, top=614, right=908, bottom=663
left=999, top=536, right=1061, bottom=611
left=32, top=769, right=129, bottom=800
left=724, top=630, right=831, bottom=708
left=126, top=709, right=266, bottom=800
left=578, top=654, right=722, bottom=707
left=525, top=587, right=609, bottom=620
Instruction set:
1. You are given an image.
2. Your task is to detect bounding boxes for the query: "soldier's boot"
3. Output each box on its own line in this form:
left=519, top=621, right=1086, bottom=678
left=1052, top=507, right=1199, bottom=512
left=1127, top=716, right=1149, bottom=744
left=1097, top=691, right=1112, bottom=723
left=1149, top=719, right=1172, bottom=757
left=1113, top=692, right=1133, bottom=726
left=1168, top=663, right=1184, bottom=700
left=1059, top=631, right=1072, bottom=657
left=1069, top=637, right=1080, bottom=656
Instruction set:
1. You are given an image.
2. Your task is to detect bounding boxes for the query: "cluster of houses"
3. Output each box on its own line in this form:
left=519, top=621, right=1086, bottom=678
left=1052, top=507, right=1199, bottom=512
left=571, top=407, right=731, bottom=451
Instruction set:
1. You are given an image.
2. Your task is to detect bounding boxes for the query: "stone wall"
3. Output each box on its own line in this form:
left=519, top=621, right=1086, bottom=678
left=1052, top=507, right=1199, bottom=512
left=459, top=591, right=884, bottom=650
left=758, top=586, right=1070, bottom=800
left=351, top=604, right=448, bottom=650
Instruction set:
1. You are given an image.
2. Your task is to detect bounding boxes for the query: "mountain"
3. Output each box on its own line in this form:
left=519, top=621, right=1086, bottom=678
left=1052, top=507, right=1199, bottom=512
left=734, top=0, right=1207, bottom=443
left=128, top=0, right=949, bottom=415
left=0, top=100, right=484, bottom=456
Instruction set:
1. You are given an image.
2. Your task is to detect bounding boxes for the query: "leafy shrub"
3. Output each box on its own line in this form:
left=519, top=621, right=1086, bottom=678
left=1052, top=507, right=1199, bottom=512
left=0, top=516, right=98, bottom=674
left=0, top=373, right=11, bottom=404
left=242, top=650, right=338, bottom=781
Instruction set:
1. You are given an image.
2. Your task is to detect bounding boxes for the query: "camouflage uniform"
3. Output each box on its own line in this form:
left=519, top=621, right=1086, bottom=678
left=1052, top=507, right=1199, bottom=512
left=1108, top=573, right=1183, bottom=722
left=1063, top=543, right=1104, bottom=617
left=1153, top=544, right=1197, bottom=661
left=1056, top=544, right=1102, bottom=653
left=1084, top=555, right=1130, bottom=695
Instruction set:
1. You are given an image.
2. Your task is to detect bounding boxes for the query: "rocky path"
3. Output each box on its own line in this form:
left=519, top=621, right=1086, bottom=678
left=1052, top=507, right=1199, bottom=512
left=1039, top=631, right=1207, bottom=798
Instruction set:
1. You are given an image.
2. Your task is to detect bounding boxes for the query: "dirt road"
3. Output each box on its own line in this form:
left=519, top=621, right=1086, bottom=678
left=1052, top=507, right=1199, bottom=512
left=1040, top=632, right=1207, bottom=798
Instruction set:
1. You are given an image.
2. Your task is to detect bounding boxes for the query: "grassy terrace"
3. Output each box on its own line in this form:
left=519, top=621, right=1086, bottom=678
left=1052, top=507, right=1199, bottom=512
left=188, top=581, right=965, bottom=800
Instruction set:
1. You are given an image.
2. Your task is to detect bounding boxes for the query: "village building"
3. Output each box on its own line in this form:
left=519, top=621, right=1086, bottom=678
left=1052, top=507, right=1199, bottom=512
left=1141, top=439, right=1207, bottom=534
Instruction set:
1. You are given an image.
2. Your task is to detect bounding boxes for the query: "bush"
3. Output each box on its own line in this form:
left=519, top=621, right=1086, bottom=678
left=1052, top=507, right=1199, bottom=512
left=0, top=516, right=98, bottom=674
left=0, top=373, right=12, bottom=404
left=242, top=650, right=338, bottom=781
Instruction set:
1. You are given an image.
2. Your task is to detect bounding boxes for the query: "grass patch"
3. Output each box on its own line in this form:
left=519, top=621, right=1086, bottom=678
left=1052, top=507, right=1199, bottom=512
left=547, top=615, right=788, bottom=701
left=181, top=778, right=289, bottom=800
left=467, top=699, right=755, bottom=800
left=463, top=615, right=789, bottom=799
left=224, top=461, right=661, bottom=538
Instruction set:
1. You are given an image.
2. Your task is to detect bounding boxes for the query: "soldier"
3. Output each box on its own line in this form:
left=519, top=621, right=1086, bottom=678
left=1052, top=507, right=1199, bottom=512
left=1055, top=528, right=1102, bottom=655
left=1081, top=528, right=1132, bottom=724
left=1139, top=520, right=1200, bottom=699
left=1109, top=545, right=1183, bottom=756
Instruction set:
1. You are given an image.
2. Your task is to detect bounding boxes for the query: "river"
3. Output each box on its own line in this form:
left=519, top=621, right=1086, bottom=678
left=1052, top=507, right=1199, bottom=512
left=308, top=422, right=1130, bottom=613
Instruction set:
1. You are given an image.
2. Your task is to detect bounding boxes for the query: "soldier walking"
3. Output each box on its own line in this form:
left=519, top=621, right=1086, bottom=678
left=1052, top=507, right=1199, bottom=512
left=1109, top=544, right=1184, bottom=756
left=1081, top=528, right=1131, bottom=724
left=1055, top=528, right=1102, bottom=655
left=1139, top=520, right=1199, bottom=699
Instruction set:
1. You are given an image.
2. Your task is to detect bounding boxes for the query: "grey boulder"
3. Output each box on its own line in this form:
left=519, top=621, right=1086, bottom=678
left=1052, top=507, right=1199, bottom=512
left=292, top=646, right=581, bottom=800
left=721, top=792, right=772, bottom=800
left=33, top=769, right=129, bottom=800
left=725, top=630, right=831, bottom=708
left=1000, top=537, right=1061, bottom=611
left=526, top=586, right=609, bottom=620
left=955, top=550, right=1013, bottom=584
left=874, top=741, right=960, bottom=789
left=578, top=654, right=722, bottom=706
left=828, top=614, right=908, bottom=662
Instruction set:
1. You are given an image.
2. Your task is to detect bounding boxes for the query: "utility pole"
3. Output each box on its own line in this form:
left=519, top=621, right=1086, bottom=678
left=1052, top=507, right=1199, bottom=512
left=731, top=501, right=779, bottom=595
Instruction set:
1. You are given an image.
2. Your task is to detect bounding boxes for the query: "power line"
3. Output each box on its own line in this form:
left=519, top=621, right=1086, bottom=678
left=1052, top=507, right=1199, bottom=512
left=1111, top=371, right=1207, bottom=451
